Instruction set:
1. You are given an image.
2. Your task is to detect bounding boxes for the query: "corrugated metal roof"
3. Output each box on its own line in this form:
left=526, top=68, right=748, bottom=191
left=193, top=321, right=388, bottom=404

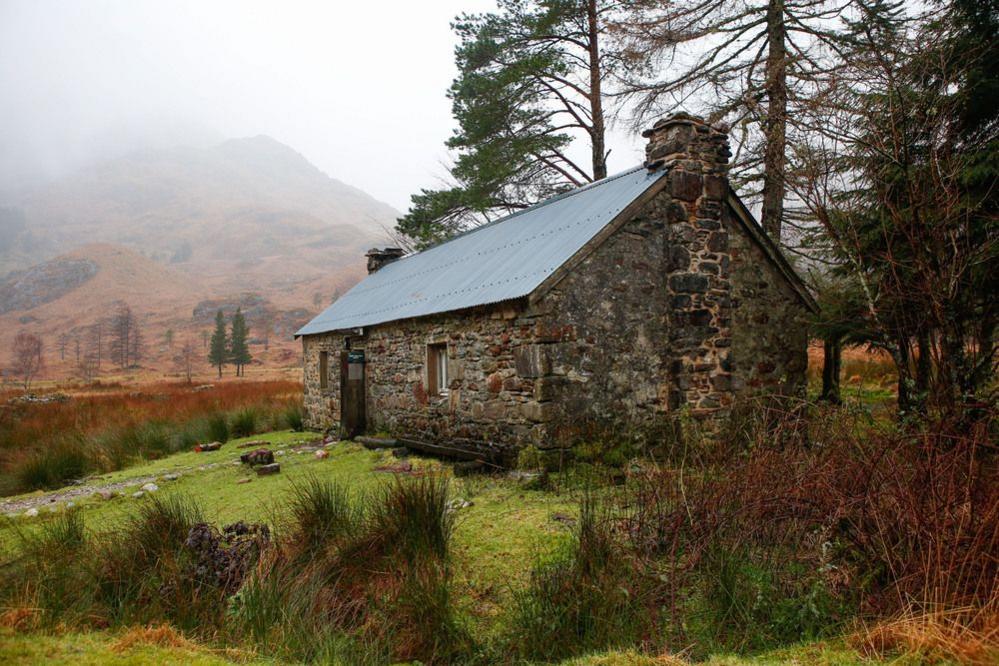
left=297, top=165, right=666, bottom=336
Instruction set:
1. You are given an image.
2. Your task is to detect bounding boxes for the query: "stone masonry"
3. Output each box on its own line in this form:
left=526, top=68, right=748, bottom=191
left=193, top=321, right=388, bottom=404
left=301, top=114, right=814, bottom=458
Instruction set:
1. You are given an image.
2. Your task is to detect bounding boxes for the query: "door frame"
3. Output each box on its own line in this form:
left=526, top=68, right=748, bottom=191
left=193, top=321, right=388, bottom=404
left=339, top=348, right=366, bottom=438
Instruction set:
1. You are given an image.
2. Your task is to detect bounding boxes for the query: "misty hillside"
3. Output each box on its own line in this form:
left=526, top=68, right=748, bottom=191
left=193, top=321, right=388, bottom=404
left=0, top=137, right=399, bottom=374
left=0, top=135, right=397, bottom=278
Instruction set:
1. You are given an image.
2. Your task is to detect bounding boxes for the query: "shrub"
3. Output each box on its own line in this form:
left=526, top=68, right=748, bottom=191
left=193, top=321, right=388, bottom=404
left=505, top=493, right=653, bottom=662
left=285, top=476, right=359, bottom=558
left=282, top=401, right=305, bottom=432
left=14, top=437, right=92, bottom=491
left=623, top=404, right=998, bottom=654
left=206, top=412, right=230, bottom=443
left=93, top=495, right=210, bottom=628
left=230, top=407, right=259, bottom=438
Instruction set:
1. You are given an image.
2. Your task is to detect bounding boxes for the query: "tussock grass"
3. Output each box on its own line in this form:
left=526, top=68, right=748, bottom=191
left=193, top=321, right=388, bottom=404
left=231, top=473, right=467, bottom=664
left=505, top=492, right=654, bottom=663
left=856, top=606, right=999, bottom=665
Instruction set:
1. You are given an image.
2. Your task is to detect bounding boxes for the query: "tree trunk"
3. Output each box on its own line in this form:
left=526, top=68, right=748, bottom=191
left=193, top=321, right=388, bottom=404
left=586, top=0, right=607, bottom=180
left=893, top=335, right=915, bottom=418
left=915, top=329, right=931, bottom=414
left=820, top=337, right=842, bottom=404
left=761, top=0, right=788, bottom=240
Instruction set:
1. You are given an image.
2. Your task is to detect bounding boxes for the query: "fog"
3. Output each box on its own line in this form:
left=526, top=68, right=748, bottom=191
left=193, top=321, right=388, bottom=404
left=0, top=0, right=643, bottom=211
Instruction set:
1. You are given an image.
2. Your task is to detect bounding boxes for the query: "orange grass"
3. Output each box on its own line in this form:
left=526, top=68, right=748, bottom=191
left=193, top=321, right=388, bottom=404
left=111, top=623, right=197, bottom=652
left=0, top=380, right=301, bottom=492
left=856, top=606, right=999, bottom=665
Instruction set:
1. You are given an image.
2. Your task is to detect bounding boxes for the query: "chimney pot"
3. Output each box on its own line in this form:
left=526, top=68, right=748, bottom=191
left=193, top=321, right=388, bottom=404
left=366, top=247, right=405, bottom=274
left=643, top=113, right=730, bottom=173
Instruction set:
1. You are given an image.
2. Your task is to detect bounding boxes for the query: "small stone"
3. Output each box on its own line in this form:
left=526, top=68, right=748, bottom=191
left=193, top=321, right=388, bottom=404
left=197, top=441, right=222, bottom=452
left=275, top=450, right=286, bottom=456
left=447, top=498, right=473, bottom=511
left=66, top=501, right=75, bottom=509
left=551, top=512, right=576, bottom=526
left=256, top=463, right=281, bottom=476
left=24, top=508, right=39, bottom=517
left=141, top=482, right=159, bottom=493
left=237, top=478, right=252, bottom=484
left=132, top=491, right=145, bottom=499
left=314, top=450, right=329, bottom=459
left=163, top=473, right=180, bottom=481
left=97, top=489, right=115, bottom=501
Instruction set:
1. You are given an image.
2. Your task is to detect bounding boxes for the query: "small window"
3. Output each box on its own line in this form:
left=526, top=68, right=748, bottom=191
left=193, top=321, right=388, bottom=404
left=427, top=343, right=448, bottom=396
left=319, top=351, right=328, bottom=389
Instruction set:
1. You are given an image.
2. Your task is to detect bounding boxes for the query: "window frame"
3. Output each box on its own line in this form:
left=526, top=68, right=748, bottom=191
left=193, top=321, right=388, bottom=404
left=318, top=350, right=329, bottom=390
left=427, top=342, right=449, bottom=397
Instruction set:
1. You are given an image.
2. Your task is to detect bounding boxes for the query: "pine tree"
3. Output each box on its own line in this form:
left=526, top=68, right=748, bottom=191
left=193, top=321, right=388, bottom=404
left=396, top=0, right=621, bottom=247
left=208, top=310, right=228, bottom=379
left=228, top=307, right=251, bottom=377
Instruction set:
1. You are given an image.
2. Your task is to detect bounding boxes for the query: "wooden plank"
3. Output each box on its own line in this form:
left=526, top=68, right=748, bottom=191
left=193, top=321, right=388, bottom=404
left=356, top=436, right=399, bottom=449
left=396, top=437, right=502, bottom=464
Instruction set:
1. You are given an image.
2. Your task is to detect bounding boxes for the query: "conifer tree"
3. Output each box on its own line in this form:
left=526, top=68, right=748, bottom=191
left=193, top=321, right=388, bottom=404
left=397, top=0, right=621, bottom=247
left=208, top=310, right=228, bottom=379
left=228, top=307, right=251, bottom=377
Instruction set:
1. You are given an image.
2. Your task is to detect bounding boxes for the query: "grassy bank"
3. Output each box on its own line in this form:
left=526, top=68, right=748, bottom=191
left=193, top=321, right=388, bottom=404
left=1, top=402, right=994, bottom=664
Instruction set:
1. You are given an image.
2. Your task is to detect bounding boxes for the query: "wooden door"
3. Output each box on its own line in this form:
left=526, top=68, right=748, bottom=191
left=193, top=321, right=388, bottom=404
left=340, top=349, right=366, bottom=438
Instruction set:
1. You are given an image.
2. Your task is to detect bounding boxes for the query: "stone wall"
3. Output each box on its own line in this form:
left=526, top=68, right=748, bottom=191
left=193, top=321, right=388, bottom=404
left=361, top=303, right=548, bottom=460
left=533, top=211, right=671, bottom=446
left=726, top=206, right=810, bottom=398
left=302, top=332, right=342, bottom=431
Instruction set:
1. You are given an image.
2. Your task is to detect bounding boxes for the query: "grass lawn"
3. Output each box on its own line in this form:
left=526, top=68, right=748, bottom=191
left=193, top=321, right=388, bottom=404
left=0, top=430, right=892, bottom=664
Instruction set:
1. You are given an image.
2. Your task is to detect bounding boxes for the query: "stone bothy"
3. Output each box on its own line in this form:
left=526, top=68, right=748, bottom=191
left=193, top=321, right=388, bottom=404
left=297, top=114, right=817, bottom=462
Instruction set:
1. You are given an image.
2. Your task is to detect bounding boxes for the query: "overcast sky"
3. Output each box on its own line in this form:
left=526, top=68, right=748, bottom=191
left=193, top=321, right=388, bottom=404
left=0, top=0, right=643, bottom=211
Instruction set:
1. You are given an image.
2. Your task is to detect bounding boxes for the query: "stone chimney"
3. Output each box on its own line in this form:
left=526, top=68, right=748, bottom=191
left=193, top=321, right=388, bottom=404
left=643, top=112, right=731, bottom=175
left=646, top=113, right=734, bottom=419
left=365, top=247, right=405, bottom=274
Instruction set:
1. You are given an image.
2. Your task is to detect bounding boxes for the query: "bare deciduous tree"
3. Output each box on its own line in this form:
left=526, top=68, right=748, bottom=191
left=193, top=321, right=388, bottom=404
left=615, top=0, right=854, bottom=240
left=11, top=331, right=43, bottom=390
left=174, top=338, right=197, bottom=384
left=108, top=303, right=143, bottom=368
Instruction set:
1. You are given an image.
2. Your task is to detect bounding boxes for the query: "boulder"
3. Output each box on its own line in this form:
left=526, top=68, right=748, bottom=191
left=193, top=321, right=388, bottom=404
left=141, top=482, right=159, bottom=493
left=196, top=441, right=223, bottom=452
left=256, top=463, right=281, bottom=476
left=240, top=449, right=274, bottom=466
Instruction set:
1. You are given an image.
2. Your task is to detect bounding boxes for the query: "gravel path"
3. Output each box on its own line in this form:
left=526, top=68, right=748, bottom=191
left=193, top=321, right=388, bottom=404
left=0, top=471, right=189, bottom=516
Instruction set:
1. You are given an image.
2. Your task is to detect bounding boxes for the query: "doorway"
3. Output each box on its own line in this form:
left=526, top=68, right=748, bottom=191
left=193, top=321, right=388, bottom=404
left=340, top=349, right=366, bottom=438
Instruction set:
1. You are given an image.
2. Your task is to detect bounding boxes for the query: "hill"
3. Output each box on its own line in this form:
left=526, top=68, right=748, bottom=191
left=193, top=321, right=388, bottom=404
left=1, top=135, right=396, bottom=277
left=0, top=137, right=398, bottom=380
